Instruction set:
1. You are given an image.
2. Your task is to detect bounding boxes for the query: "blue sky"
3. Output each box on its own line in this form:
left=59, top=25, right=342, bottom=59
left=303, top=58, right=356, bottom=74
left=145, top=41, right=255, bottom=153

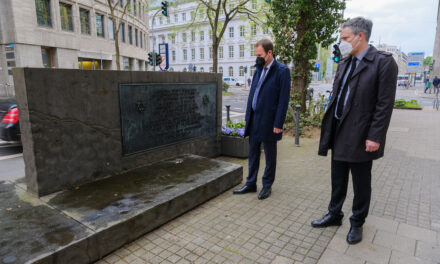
left=344, top=0, right=438, bottom=56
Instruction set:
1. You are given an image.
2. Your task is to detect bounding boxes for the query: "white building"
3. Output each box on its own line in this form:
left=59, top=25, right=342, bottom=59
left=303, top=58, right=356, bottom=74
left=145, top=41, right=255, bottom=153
left=376, top=44, right=408, bottom=75
left=432, top=0, right=440, bottom=80
left=0, top=0, right=150, bottom=96
left=148, top=0, right=272, bottom=84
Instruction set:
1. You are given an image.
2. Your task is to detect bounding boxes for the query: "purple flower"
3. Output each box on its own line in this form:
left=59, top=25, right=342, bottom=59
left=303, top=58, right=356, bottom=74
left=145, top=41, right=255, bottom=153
left=225, top=128, right=232, bottom=135
left=237, top=128, right=245, bottom=136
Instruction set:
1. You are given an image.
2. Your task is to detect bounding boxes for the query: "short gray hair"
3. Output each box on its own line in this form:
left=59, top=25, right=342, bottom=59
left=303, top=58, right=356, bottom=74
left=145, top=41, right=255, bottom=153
left=341, top=17, right=373, bottom=41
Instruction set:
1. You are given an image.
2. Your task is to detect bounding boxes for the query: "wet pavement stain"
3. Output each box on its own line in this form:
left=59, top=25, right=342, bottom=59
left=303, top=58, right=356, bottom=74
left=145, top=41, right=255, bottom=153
left=0, top=181, right=89, bottom=263
left=47, top=155, right=224, bottom=230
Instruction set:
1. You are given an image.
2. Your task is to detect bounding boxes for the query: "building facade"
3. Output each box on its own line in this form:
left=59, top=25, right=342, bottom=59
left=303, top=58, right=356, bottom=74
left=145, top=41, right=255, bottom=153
left=0, top=0, right=150, bottom=96
left=432, top=0, right=440, bottom=80
left=376, top=44, right=408, bottom=75
left=148, top=0, right=272, bottom=84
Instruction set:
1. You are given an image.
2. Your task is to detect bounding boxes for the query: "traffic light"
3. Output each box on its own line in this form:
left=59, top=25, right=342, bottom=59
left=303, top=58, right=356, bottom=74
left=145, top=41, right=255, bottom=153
left=155, top=53, right=162, bottom=66
left=161, top=1, right=168, bottom=16
left=244, top=66, right=247, bottom=73
left=332, top=44, right=342, bottom=63
left=193, top=66, right=197, bottom=72
left=148, top=52, right=154, bottom=65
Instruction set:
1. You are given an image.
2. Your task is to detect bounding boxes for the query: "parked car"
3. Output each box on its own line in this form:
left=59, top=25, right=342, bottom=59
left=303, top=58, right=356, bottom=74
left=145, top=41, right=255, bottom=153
left=223, top=77, right=245, bottom=87
left=0, top=98, right=20, bottom=142
left=397, top=75, right=409, bottom=87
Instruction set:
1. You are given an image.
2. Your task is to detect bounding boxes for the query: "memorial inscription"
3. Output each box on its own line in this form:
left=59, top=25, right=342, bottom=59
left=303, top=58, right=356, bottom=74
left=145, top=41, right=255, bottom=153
left=119, top=83, right=217, bottom=155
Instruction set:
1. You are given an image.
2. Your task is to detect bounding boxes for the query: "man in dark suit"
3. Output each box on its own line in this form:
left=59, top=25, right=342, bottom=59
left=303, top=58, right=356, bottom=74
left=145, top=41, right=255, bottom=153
left=311, top=17, right=398, bottom=244
left=233, top=39, right=291, bottom=200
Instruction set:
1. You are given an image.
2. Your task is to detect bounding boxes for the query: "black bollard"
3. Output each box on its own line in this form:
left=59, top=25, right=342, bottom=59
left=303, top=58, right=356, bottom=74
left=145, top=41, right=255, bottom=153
left=295, top=105, right=300, bottom=147
left=226, top=105, right=231, bottom=122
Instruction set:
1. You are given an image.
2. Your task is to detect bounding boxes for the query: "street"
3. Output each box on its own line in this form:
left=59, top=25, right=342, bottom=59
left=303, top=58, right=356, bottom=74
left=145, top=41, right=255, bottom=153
left=0, top=82, right=437, bottom=182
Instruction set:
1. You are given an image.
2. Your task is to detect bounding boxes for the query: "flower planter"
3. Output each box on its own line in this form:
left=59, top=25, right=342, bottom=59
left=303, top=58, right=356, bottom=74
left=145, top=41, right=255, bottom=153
left=221, top=135, right=249, bottom=158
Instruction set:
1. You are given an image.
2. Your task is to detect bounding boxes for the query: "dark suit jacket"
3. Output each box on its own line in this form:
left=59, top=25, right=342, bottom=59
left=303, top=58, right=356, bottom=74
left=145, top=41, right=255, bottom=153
left=318, top=46, right=398, bottom=162
left=244, top=60, right=291, bottom=142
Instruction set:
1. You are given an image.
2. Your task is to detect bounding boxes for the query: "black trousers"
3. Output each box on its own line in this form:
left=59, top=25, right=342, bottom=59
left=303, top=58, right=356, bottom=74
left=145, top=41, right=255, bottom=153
left=246, top=112, right=277, bottom=188
left=329, top=119, right=373, bottom=227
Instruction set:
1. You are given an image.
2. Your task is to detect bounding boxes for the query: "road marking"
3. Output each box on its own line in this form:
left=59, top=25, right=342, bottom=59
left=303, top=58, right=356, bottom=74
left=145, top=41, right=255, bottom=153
left=0, top=153, right=23, bottom=161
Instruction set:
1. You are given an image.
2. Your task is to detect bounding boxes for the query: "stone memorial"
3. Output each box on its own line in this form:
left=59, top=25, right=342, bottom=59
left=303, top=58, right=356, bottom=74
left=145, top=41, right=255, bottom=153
left=0, top=68, right=242, bottom=263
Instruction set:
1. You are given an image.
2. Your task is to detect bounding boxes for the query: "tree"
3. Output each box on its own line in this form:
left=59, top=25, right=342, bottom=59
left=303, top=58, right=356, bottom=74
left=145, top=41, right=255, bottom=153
left=106, top=0, right=148, bottom=70
left=194, top=0, right=267, bottom=73
left=424, top=56, right=432, bottom=66
left=267, top=0, right=345, bottom=112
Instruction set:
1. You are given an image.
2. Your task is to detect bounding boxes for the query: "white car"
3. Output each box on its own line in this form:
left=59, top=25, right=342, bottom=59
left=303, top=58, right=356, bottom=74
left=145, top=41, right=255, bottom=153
left=223, top=77, right=245, bottom=87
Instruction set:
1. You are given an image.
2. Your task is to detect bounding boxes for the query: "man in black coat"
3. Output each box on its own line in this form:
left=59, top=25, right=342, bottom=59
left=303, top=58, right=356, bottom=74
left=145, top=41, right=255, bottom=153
left=311, top=17, right=398, bottom=244
left=233, top=39, right=291, bottom=200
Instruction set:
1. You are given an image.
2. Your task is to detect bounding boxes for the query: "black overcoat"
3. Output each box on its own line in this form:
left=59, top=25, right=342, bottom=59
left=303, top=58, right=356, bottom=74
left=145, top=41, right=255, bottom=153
left=318, top=46, right=398, bottom=162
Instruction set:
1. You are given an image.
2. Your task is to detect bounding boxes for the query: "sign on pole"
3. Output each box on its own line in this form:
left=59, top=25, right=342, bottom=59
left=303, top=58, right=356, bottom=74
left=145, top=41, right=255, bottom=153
left=158, top=43, right=169, bottom=71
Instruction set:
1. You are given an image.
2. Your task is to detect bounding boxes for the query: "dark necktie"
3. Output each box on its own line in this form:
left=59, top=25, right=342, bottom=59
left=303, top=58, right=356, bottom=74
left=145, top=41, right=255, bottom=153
left=336, top=57, right=357, bottom=118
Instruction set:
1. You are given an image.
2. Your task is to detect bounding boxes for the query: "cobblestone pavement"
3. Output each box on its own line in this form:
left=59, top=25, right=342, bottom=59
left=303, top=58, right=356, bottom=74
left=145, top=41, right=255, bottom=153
left=98, top=106, right=440, bottom=264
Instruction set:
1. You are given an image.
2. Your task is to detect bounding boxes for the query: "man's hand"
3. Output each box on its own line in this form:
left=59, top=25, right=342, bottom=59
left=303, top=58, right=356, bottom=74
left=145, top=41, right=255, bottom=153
left=273, top=128, right=283, bottom=134
left=365, top=140, right=380, bottom=152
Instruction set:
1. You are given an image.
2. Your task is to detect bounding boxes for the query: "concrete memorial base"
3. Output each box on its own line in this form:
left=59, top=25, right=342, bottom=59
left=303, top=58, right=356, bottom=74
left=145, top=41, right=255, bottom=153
left=0, top=155, right=242, bottom=264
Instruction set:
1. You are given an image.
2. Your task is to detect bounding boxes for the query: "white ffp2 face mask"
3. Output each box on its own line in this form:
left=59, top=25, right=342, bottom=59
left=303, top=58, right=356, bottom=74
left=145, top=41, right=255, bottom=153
left=339, top=41, right=353, bottom=56
left=338, top=35, right=359, bottom=56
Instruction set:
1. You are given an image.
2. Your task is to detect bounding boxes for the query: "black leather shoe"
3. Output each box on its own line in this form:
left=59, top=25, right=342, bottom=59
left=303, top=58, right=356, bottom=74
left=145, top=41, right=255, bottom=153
left=346, top=226, right=363, bottom=244
left=311, top=213, right=343, bottom=228
left=233, top=185, right=257, bottom=194
left=258, top=187, right=271, bottom=200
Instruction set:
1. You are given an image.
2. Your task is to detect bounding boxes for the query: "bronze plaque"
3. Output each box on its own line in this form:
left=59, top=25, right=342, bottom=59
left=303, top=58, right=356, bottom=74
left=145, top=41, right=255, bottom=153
left=119, top=83, right=217, bottom=155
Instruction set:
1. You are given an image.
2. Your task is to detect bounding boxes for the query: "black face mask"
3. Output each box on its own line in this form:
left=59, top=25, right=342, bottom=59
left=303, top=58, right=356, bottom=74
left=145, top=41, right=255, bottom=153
left=256, top=57, right=265, bottom=67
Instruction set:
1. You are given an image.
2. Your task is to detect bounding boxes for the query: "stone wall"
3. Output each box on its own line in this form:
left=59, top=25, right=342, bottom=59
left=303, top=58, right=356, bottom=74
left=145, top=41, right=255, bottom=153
left=13, top=68, right=222, bottom=197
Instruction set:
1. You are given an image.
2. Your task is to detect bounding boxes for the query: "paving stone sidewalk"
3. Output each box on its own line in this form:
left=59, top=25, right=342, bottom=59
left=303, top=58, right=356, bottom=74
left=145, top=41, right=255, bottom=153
left=97, top=107, right=440, bottom=264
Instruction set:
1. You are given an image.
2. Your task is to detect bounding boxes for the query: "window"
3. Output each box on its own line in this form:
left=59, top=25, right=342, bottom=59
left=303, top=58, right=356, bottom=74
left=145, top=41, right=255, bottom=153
left=190, top=11, right=195, bottom=20
left=172, top=50, right=176, bottom=61
left=200, top=31, right=204, bottom=41
left=79, top=8, right=90, bottom=34
left=182, top=13, right=186, bottom=22
left=239, top=66, right=244, bottom=76
left=134, top=0, right=137, bottom=15
left=119, top=0, right=123, bottom=8
left=159, top=17, right=163, bottom=25
left=35, top=0, right=52, bottom=27
left=229, top=46, right=234, bottom=58
left=128, top=26, right=133, bottom=44
left=250, top=66, right=256, bottom=76
left=167, top=16, right=170, bottom=24
left=209, top=47, right=213, bottom=59
left=191, top=48, right=195, bottom=60
left=140, top=32, right=143, bottom=48
left=200, top=67, right=204, bottom=72
left=182, top=32, right=187, bottom=42
left=219, top=46, right=223, bottom=59
left=174, top=14, right=178, bottom=23
left=135, top=28, right=138, bottom=46
left=109, top=19, right=114, bottom=40
left=152, top=18, right=155, bottom=26
left=96, top=14, right=105, bottom=37
left=251, top=24, right=257, bottom=36
left=200, top=48, right=204, bottom=60
left=120, top=23, right=125, bottom=43
left=209, top=30, right=213, bottom=40
left=171, top=35, right=176, bottom=44
left=209, top=67, right=213, bottom=72
left=252, top=0, right=257, bottom=9
left=60, top=2, right=73, bottom=31
left=191, top=31, right=195, bottom=42
left=41, top=47, right=53, bottom=68
left=229, top=27, right=234, bottom=38
left=123, top=57, right=130, bottom=70
left=229, top=66, right=233, bottom=76
left=183, top=49, right=187, bottom=60
left=250, top=44, right=255, bottom=56
left=240, top=26, right=245, bottom=37
left=219, top=67, right=223, bottom=74
left=239, top=45, right=244, bottom=57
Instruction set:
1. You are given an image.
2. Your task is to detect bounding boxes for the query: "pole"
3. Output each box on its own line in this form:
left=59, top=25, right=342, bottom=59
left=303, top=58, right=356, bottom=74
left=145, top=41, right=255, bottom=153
left=151, top=10, right=161, bottom=72
left=295, top=105, right=300, bottom=147
left=226, top=105, right=231, bottom=122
